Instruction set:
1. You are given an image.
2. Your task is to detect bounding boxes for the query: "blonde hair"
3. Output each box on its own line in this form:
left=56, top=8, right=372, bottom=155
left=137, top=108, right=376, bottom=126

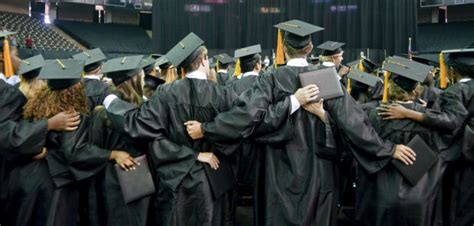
left=19, top=76, right=46, bottom=100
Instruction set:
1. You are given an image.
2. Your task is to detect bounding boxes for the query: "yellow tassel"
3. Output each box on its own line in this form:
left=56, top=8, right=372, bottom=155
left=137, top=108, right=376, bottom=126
left=216, top=61, right=220, bottom=72
left=358, top=58, right=365, bottom=72
left=152, top=67, right=157, bottom=77
left=3, top=38, right=14, bottom=78
left=382, top=70, right=390, bottom=104
left=181, top=68, right=186, bottom=79
left=20, top=74, right=25, bottom=84
left=347, top=78, right=351, bottom=94
left=276, top=29, right=285, bottom=66
left=233, top=58, right=241, bottom=77
left=439, top=52, right=447, bottom=89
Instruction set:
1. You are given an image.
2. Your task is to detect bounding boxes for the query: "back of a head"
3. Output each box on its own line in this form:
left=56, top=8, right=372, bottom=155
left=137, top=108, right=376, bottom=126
left=241, top=54, right=262, bottom=73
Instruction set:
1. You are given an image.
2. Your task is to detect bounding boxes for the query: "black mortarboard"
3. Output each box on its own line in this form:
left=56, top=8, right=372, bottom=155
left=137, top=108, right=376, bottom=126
left=151, top=53, right=163, bottom=59
left=274, top=20, right=324, bottom=49
left=0, top=31, right=16, bottom=48
left=444, top=48, right=474, bottom=73
left=38, top=59, right=84, bottom=90
left=410, top=54, right=440, bottom=67
left=166, top=32, right=204, bottom=68
left=73, top=48, right=106, bottom=72
left=317, top=41, right=345, bottom=56
left=102, top=55, right=143, bottom=86
left=347, top=69, right=379, bottom=87
left=144, top=74, right=165, bottom=90
left=348, top=58, right=378, bottom=73
left=383, top=56, right=430, bottom=91
left=140, top=56, right=156, bottom=73
left=156, top=55, right=171, bottom=70
left=234, top=44, right=262, bottom=60
left=214, top=53, right=233, bottom=65
left=18, top=54, right=44, bottom=78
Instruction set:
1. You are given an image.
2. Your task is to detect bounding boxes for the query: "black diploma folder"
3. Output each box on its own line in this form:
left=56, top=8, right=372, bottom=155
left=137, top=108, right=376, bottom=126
left=392, top=135, right=438, bottom=186
left=115, top=155, right=156, bottom=203
left=298, top=67, right=344, bottom=102
left=203, top=154, right=235, bottom=199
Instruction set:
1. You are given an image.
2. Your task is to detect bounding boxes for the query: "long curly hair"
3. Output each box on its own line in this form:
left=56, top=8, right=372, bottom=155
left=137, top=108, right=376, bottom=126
left=23, top=81, right=88, bottom=120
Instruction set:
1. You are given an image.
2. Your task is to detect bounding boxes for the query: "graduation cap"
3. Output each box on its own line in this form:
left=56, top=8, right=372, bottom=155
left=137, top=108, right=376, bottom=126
left=347, top=69, right=379, bottom=88
left=383, top=56, right=429, bottom=92
left=274, top=20, right=324, bottom=49
left=156, top=55, right=171, bottom=70
left=140, top=56, right=156, bottom=73
left=38, top=59, right=85, bottom=90
left=144, top=74, right=165, bottom=90
left=274, top=20, right=324, bottom=65
left=102, top=55, right=143, bottom=86
left=317, top=41, right=345, bottom=56
left=0, top=31, right=16, bottom=48
left=151, top=53, right=163, bottom=59
left=166, top=32, right=204, bottom=68
left=73, top=48, right=107, bottom=72
left=214, top=53, right=233, bottom=66
left=348, top=58, right=378, bottom=74
left=444, top=48, right=474, bottom=80
left=18, top=54, right=45, bottom=78
left=234, top=44, right=262, bottom=75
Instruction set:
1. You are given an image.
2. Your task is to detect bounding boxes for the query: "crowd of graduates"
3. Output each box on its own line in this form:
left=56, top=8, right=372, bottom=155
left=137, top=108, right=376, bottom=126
left=0, top=19, right=473, bottom=226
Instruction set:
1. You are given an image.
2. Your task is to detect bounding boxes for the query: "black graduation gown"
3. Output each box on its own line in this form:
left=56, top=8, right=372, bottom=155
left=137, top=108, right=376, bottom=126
left=107, top=78, right=239, bottom=226
left=87, top=107, right=151, bottom=226
left=418, top=85, right=442, bottom=110
left=84, top=78, right=112, bottom=113
left=216, top=72, right=230, bottom=86
left=0, top=80, right=48, bottom=225
left=422, top=81, right=474, bottom=226
left=356, top=102, right=448, bottom=226
left=5, top=113, right=111, bottom=226
left=200, top=65, right=395, bottom=226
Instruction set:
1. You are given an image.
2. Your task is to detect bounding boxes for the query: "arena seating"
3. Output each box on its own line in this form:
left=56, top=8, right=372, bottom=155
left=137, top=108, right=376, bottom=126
left=55, top=20, right=154, bottom=55
left=0, top=11, right=81, bottom=52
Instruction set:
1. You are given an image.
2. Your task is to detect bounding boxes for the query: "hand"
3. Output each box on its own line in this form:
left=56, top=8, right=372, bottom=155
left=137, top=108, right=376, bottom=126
left=338, top=65, right=350, bottom=76
left=110, top=151, right=139, bottom=171
left=392, top=145, right=416, bottom=166
left=377, top=103, right=408, bottom=120
left=294, top=84, right=320, bottom=105
left=418, top=98, right=427, bottom=108
left=47, top=112, right=81, bottom=131
left=302, top=99, right=326, bottom=122
left=184, top=121, right=204, bottom=140
left=33, top=147, right=48, bottom=160
left=197, top=152, right=220, bottom=170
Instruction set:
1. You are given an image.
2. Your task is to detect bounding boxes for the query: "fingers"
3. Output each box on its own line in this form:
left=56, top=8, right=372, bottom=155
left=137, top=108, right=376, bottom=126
left=209, top=155, right=220, bottom=170
left=65, top=126, right=79, bottom=131
left=401, top=146, right=417, bottom=162
left=184, top=121, right=196, bottom=126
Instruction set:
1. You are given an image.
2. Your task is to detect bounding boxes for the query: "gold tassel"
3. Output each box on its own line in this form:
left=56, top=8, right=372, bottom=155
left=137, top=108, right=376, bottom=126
left=233, top=58, right=241, bottom=77
left=275, top=29, right=285, bottom=66
left=216, top=61, right=220, bottom=72
left=3, top=38, right=14, bottom=78
left=439, top=52, right=447, bottom=89
left=358, top=58, right=365, bottom=72
left=181, top=68, right=186, bottom=79
left=347, top=78, right=351, bottom=94
left=152, top=67, right=157, bottom=77
left=382, top=70, right=390, bottom=104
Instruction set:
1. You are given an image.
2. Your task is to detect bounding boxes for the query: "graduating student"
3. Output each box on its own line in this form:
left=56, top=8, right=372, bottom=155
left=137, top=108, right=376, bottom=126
left=0, top=79, right=80, bottom=226
left=140, top=56, right=165, bottom=98
left=318, top=41, right=350, bottom=84
left=379, top=49, right=474, bottom=226
left=73, top=48, right=112, bottom=112
left=87, top=55, right=151, bottom=226
left=346, top=56, right=449, bottom=226
left=156, top=55, right=179, bottom=84
left=9, top=59, right=133, bottom=226
left=103, top=33, right=238, bottom=226
left=346, top=68, right=381, bottom=104
left=17, top=54, right=45, bottom=99
left=228, top=44, right=262, bottom=94
left=185, top=20, right=415, bottom=226
left=214, top=53, right=233, bottom=86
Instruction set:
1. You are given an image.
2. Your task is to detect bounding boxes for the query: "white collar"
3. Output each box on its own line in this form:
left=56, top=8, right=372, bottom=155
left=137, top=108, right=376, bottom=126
left=242, top=71, right=259, bottom=78
left=186, top=70, right=207, bottom=80
left=84, top=75, right=101, bottom=80
left=459, top=78, right=472, bottom=83
left=217, top=69, right=228, bottom=74
left=286, top=58, right=309, bottom=67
